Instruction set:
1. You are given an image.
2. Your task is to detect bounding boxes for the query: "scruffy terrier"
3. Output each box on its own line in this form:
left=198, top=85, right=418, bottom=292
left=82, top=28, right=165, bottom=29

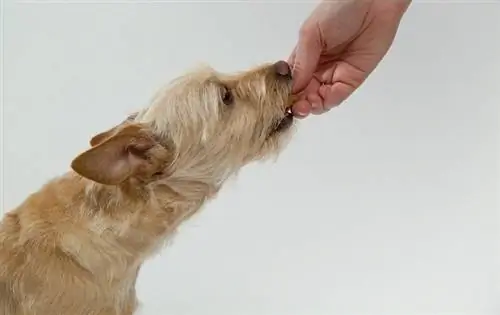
left=0, top=60, right=295, bottom=315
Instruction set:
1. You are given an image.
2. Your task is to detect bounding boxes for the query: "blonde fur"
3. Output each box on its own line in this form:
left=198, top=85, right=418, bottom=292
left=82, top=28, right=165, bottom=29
left=0, top=62, right=295, bottom=315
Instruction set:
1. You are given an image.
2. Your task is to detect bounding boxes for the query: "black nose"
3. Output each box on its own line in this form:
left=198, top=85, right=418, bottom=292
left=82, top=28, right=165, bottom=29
left=274, top=60, right=291, bottom=78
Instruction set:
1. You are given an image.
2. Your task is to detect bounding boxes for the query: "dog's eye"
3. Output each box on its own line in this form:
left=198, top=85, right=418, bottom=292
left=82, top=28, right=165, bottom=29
left=221, top=86, right=234, bottom=106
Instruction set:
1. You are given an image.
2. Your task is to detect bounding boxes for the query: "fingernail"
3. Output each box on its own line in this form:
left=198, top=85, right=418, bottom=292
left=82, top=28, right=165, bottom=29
left=294, top=109, right=309, bottom=118
left=311, top=103, right=323, bottom=115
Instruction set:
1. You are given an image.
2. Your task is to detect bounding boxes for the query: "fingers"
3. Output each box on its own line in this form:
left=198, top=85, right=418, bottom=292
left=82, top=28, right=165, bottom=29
left=319, top=82, right=356, bottom=109
left=290, top=94, right=324, bottom=118
left=290, top=25, right=322, bottom=94
left=291, top=81, right=356, bottom=118
left=291, top=76, right=321, bottom=118
left=291, top=99, right=312, bottom=118
left=308, top=93, right=325, bottom=115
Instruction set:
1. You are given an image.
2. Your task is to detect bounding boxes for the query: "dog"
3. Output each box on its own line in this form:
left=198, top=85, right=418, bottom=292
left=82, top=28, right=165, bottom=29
left=0, top=60, right=296, bottom=315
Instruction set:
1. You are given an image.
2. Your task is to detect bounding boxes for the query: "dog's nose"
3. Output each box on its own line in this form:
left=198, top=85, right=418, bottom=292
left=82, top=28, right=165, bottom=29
left=274, top=60, right=291, bottom=78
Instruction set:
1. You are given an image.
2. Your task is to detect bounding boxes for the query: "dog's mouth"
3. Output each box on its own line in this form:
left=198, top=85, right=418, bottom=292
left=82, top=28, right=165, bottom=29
left=269, top=107, right=294, bottom=136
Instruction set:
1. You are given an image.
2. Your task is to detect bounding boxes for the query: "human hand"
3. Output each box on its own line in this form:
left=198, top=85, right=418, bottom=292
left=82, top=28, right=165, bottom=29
left=289, top=0, right=411, bottom=117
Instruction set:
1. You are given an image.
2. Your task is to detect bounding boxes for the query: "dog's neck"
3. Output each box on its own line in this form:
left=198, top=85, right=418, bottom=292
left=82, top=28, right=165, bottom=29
left=48, top=173, right=222, bottom=281
left=80, top=172, right=221, bottom=253
left=7, top=166, right=230, bottom=285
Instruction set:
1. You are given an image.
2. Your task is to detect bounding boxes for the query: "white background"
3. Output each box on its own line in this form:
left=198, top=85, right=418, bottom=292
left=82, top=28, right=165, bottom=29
left=2, top=1, right=499, bottom=315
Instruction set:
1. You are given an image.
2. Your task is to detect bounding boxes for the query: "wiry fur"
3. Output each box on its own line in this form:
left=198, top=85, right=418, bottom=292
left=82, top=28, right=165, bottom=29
left=0, top=62, right=295, bottom=315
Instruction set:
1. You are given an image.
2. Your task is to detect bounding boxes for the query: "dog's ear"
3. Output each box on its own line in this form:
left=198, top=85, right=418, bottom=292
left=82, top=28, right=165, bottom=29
left=90, top=112, right=139, bottom=147
left=71, top=122, right=170, bottom=185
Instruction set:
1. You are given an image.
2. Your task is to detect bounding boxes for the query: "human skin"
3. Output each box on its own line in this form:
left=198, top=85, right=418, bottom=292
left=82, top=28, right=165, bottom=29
left=289, top=0, right=412, bottom=117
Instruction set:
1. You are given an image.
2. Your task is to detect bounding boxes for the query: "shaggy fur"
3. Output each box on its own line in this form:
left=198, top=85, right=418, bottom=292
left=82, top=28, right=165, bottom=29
left=0, top=61, right=295, bottom=315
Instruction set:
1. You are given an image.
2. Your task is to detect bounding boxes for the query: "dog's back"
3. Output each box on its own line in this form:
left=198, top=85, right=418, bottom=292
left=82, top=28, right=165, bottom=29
left=0, top=175, right=140, bottom=315
left=0, top=211, right=22, bottom=315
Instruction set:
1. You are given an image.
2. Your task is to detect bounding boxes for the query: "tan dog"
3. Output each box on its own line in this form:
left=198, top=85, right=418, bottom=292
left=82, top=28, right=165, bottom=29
left=0, top=61, right=295, bottom=315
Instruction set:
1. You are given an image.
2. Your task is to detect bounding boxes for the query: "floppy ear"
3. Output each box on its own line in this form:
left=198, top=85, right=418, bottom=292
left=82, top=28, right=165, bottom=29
left=71, top=122, right=170, bottom=185
left=90, top=112, right=139, bottom=147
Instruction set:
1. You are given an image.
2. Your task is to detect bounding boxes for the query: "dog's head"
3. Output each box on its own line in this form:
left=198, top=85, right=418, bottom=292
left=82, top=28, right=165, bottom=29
left=71, top=61, right=295, bottom=187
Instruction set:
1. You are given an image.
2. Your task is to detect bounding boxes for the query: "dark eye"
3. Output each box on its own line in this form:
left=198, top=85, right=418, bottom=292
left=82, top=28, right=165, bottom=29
left=221, top=86, right=234, bottom=105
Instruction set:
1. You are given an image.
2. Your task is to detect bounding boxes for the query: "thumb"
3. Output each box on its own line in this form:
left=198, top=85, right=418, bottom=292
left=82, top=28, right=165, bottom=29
left=290, top=28, right=322, bottom=94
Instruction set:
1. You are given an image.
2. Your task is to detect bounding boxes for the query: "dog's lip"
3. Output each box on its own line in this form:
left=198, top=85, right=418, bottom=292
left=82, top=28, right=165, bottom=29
left=271, top=108, right=294, bottom=135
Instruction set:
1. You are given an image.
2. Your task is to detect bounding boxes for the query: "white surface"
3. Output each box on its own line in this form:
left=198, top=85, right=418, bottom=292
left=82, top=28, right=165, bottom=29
left=2, top=1, right=499, bottom=315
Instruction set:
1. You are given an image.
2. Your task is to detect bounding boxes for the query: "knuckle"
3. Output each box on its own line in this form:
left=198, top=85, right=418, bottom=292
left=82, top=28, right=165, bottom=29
left=299, top=23, right=317, bottom=40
